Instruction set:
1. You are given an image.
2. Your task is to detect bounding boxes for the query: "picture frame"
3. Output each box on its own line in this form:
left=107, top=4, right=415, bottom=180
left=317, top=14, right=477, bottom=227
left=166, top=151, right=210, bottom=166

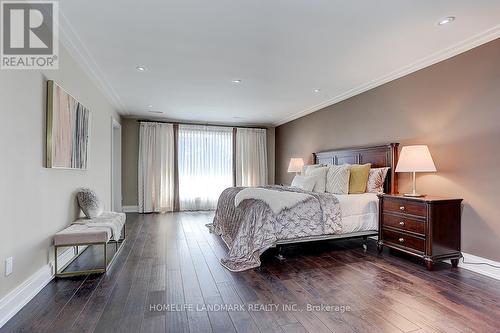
left=46, top=80, right=90, bottom=169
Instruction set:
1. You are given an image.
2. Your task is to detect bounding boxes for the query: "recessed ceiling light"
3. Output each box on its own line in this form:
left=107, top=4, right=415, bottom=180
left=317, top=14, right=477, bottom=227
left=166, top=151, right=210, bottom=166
left=437, top=16, right=455, bottom=26
left=232, top=79, right=242, bottom=84
left=136, top=66, right=147, bottom=71
left=313, top=89, right=321, bottom=93
left=147, top=104, right=153, bottom=108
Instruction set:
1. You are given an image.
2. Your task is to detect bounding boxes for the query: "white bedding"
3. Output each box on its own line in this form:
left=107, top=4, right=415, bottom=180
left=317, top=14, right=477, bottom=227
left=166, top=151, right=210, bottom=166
left=332, top=193, right=379, bottom=234
left=235, top=188, right=312, bottom=214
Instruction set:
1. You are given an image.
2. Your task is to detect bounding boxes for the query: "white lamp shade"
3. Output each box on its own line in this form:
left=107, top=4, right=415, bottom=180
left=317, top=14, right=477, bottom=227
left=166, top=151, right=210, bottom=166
left=287, top=158, right=304, bottom=173
left=396, top=145, right=437, bottom=173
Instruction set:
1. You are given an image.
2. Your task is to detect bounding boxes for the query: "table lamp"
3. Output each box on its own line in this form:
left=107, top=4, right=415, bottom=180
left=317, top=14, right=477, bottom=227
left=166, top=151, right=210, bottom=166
left=287, top=158, right=304, bottom=175
left=395, top=145, right=436, bottom=197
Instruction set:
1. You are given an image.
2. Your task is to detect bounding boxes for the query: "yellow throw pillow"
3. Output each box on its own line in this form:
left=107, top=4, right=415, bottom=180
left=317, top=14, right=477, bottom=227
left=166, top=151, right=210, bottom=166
left=348, top=163, right=371, bottom=194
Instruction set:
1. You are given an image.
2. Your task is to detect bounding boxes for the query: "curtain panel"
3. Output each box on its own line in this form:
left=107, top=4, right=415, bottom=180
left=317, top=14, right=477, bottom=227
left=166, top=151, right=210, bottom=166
left=235, top=128, right=268, bottom=187
left=178, top=124, right=233, bottom=210
left=138, top=122, right=175, bottom=213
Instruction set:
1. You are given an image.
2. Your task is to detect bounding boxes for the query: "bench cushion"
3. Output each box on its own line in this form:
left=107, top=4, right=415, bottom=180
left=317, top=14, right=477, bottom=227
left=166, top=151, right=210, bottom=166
left=54, top=224, right=109, bottom=246
left=54, top=212, right=126, bottom=246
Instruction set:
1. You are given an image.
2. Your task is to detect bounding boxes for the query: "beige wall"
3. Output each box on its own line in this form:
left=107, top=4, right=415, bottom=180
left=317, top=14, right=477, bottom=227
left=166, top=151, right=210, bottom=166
left=121, top=119, right=276, bottom=207
left=0, top=46, right=120, bottom=299
left=276, top=38, right=500, bottom=262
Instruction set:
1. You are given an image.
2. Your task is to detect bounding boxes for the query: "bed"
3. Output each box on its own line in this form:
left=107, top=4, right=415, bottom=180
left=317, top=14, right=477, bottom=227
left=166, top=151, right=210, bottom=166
left=207, top=143, right=399, bottom=271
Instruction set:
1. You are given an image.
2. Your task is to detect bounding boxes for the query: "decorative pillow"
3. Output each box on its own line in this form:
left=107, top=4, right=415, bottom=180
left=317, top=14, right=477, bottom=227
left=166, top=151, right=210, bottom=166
left=77, top=188, right=104, bottom=218
left=367, top=167, right=390, bottom=193
left=301, top=164, right=324, bottom=175
left=305, top=166, right=329, bottom=193
left=291, top=175, right=316, bottom=192
left=348, top=164, right=371, bottom=194
left=326, top=165, right=350, bottom=194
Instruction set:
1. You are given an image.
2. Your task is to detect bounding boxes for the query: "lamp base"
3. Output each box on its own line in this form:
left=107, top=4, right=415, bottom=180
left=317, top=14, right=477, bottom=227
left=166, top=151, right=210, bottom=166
left=403, top=193, right=425, bottom=197
left=404, top=172, right=425, bottom=197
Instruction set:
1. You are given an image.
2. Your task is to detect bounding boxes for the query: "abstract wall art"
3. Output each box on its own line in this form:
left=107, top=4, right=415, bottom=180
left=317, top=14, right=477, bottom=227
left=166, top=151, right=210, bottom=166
left=46, top=80, right=90, bottom=169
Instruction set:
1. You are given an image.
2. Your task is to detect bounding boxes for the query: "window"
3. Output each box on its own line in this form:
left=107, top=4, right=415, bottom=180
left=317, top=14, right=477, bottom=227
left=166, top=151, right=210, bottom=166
left=178, top=125, right=233, bottom=210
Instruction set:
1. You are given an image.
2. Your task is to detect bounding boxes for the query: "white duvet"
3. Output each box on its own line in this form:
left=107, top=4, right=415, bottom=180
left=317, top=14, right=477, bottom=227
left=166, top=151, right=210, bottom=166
left=235, top=189, right=379, bottom=234
left=332, top=193, right=379, bottom=233
left=234, top=187, right=313, bottom=214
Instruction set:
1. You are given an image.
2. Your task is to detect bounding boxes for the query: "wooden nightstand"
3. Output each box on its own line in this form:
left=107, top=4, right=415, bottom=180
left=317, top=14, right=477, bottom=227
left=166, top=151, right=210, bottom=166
left=377, top=194, right=463, bottom=270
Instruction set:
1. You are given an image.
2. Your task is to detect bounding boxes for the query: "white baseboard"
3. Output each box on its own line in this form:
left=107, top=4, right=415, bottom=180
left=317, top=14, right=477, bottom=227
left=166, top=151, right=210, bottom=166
left=56, top=247, right=77, bottom=271
left=0, top=265, right=52, bottom=328
left=0, top=247, right=75, bottom=328
left=456, top=252, right=500, bottom=281
left=122, top=205, right=138, bottom=213
left=370, top=236, right=500, bottom=280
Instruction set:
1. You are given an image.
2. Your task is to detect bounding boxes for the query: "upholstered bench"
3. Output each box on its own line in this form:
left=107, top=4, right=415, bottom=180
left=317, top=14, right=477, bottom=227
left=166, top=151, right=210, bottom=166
left=54, top=212, right=126, bottom=277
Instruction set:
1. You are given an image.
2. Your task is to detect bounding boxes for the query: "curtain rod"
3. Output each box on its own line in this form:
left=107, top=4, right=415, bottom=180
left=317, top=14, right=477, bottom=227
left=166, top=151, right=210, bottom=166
left=137, top=119, right=268, bottom=130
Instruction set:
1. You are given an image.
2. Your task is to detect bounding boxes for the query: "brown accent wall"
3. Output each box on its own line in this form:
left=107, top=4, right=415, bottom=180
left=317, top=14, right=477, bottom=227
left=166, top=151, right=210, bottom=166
left=121, top=118, right=139, bottom=206
left=275, top=38, right=500, bottom=261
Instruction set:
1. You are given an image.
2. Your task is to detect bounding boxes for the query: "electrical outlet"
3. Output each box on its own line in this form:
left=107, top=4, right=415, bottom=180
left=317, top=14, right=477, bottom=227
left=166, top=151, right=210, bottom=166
left=5, top=257, right=13, bottom=276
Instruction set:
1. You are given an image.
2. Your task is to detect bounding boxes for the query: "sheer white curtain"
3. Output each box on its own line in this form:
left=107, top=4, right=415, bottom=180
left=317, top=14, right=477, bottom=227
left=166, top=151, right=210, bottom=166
left=138, top=122, right=175, bottom=213
left=178, top=125, right=233, bottom=210
left=236, top=128, right=268, bottom=187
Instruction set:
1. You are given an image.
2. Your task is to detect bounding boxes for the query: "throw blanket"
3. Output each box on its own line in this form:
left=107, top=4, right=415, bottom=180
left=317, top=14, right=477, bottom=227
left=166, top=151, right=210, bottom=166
left=207, top=185, right=342, bottom=272
left=235, top=188, right=312, bottom=214
left=73, top=212, right=125, bottom=241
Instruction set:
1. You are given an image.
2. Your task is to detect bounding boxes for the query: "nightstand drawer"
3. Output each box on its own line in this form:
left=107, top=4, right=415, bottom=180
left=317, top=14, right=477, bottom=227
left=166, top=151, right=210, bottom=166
left=379, top=194, right=463, bottom=270
left=383, top=213, right=425, bottom=235
left=383, top=198, right=427, bottom=218
left=382, top=229, right=425, bottom=253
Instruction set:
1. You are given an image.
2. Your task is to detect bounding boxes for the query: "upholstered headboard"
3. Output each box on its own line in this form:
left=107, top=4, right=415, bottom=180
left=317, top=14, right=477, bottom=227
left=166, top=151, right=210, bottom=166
left=314, top=143, right=399, bottom=194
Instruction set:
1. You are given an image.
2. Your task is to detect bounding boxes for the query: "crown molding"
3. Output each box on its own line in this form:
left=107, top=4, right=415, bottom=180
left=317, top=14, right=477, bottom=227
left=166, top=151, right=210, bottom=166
left=273, top=25, right=500, bottom=127
left=58, top=12, right=127, bottom=114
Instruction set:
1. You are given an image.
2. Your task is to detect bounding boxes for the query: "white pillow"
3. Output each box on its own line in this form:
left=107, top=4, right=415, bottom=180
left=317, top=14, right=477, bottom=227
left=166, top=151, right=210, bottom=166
left=301, top=164, right=324, bottom=175
left=366, top=167, right=390, bottom=193
left=326, top=165, right=350, bottom=194
left=305, top=166, right=329, bottom=193
left=291, top=175, right=316, bottom=192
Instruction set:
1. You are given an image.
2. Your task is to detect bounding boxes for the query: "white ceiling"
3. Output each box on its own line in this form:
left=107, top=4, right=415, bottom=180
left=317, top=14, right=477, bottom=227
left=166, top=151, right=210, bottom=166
left=59, top=0, right=500, bottom=126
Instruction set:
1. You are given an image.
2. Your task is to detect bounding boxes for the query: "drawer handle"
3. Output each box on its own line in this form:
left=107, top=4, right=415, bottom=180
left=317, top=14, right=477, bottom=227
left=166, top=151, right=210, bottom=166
left=399, top=206, right=406, bottom=211
left=399, top=221, right=405, bottom=226
left=398, top=238, right=405, bottom=243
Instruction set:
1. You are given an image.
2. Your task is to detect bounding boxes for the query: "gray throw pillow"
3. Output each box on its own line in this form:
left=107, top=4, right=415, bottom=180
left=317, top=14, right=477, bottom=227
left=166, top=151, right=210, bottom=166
left=77, top=188, right=103, bottom=218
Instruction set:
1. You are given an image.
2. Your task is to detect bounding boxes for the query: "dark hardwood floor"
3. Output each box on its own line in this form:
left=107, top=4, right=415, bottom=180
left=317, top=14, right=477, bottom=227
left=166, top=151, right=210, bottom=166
left=3, top=212, right=500, bottom=333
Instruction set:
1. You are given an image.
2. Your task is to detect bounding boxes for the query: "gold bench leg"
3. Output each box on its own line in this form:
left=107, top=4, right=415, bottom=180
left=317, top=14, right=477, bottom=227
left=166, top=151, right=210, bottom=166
left=54, top=224, right=126, bottom=278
